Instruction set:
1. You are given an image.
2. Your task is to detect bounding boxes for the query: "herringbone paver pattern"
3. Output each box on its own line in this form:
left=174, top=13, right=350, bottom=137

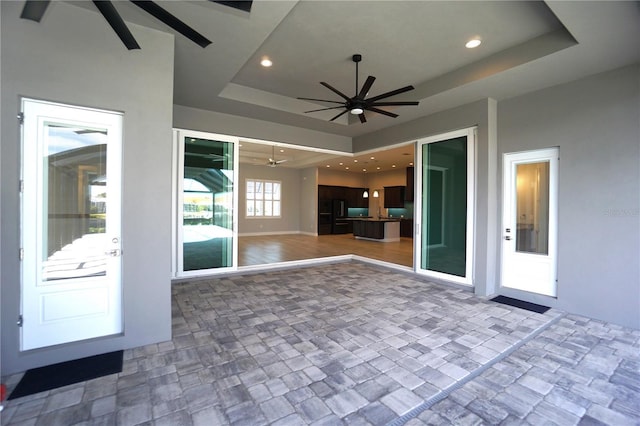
left=1, top=262, right=638, bottom=425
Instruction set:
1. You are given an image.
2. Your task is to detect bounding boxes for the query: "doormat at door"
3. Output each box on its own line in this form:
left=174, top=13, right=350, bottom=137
left=491, top=295, right=550, bottom=314
left=8, top=350, right=123, bottom=400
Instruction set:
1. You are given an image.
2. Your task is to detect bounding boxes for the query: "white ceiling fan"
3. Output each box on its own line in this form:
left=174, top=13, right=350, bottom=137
left=267, top=146, right=287, bottom=167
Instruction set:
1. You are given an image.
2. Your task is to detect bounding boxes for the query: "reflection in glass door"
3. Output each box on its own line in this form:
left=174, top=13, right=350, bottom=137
left=174, top=131, right=238, bottom=276
left=415, top=128, right=475, bottom=285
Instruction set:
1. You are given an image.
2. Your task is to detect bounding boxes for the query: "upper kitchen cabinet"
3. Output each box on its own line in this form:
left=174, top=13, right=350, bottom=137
left=405, top=167, right=414, bottom=202
left=384, top=186, right=405, bottom=208
left=347, top=187, right=368, bottom=208
left=319, top=185, right=347, bottom=200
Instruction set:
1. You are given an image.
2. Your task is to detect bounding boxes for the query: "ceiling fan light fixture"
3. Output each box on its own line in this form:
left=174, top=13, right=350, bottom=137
left=350, top=107, right=364, bottom=115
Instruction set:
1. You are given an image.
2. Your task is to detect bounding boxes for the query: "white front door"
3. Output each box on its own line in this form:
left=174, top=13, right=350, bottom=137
left=21, top=99, right=123, bottom=350
left=501, top=148, right=558, bottom=297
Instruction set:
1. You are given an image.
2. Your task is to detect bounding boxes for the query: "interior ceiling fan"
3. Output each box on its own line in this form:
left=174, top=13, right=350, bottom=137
left=267, top=146, right=287, bottom=167
left=298, top=54, right=420, bottom=123
left=19, top=0, right=249, bottom=50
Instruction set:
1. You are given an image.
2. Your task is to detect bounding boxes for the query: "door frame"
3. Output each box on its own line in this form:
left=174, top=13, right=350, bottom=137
left=172, top=129, right=240, bottom=278
left=500, top=147, right=559, bottom=298
left=414, top=127, right=476, bottom=286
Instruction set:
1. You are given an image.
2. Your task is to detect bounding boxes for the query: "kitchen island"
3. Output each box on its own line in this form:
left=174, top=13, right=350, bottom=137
left=351, top=218, right=401, bottom=242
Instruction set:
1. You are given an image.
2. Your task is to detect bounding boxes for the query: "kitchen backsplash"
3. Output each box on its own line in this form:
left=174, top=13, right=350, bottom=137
left=388, top=203, right=413, bottom=219
left=347, top=208, right=369, bottom=217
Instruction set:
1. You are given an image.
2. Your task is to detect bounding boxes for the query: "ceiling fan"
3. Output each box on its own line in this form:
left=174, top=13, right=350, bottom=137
left=267, top=146, right=287, bottom=167
left=298, top=54, right=420, bottom=123
left=20, top=0, right=214, bottom=50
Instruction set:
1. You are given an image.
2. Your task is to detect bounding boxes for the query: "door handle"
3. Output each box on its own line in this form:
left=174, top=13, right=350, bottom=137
left=504, top=236, right=512, bottom=241
left=105, top=249, right=121, bottom=257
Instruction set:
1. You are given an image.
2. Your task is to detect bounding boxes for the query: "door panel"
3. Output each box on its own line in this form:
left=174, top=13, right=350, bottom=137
left=414, top=128, right=475, bottom=285
left=174, top=130, right=239, bottom=276
left=501, top=148, right=558, bottom=297
left=21, top=99, right=123, bottom=350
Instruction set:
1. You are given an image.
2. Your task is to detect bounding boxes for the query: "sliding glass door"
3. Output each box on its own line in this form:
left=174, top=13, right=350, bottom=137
left=414, top=128, right=475, bottom=285
left=173, top=130, right=239, bottom=276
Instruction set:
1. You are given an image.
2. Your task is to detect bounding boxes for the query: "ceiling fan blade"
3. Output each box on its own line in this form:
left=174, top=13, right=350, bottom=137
left=93, top=1, right=141, bottom=50
left=358, top=113, right=367, bottom=124
left=304, top=106, right=345, bottom=113
left=358, top=76, right=376, bottom=99
left=366, top=85, right=415, bottom=103
left=130, top=0, right=212, bottom=48
left=320, top=82, right=351, bottom=102
left=20, top=0, right=51, bottom=22
left=276, top=159, right=288, bottom=164
left=370, top=101, right=419, bottom=106
left=297, top=97, right=345, bottom=105
left=330, top=109, right=349, bottom=122
left=366, top=106, right=399, bottom=118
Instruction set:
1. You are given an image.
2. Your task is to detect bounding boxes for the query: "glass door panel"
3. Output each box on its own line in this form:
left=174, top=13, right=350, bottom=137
left=44, top=125, right=109, bottom=280
left=515, top=162, right=550, bottom=255
left=174, top=130, right=239, bottom=276
left=415, top=128, right=475, bottom=285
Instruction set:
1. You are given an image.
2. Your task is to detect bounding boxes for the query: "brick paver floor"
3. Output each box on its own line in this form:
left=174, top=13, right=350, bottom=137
left=2, top=261, right=638, bottom=425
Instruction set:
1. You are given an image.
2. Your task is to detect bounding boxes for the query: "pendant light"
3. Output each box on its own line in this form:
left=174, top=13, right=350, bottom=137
left=363, top=169, right=369, bottom=198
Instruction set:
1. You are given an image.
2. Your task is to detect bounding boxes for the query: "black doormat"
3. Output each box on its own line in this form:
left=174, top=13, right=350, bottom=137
left=491, top=295, right=550, bottom=314
left=9, top=350, right=123, bottom=400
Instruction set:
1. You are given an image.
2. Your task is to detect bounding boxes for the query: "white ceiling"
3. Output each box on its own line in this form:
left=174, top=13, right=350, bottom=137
left=59, top=1, right=640, bottom=171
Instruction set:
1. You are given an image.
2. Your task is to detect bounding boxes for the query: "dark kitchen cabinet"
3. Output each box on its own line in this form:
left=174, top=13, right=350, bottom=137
left=318, top=185, right=333, bottom=200
left=405, top=167, right=414, bottom=202
left=384, top=186, right=405, bottom=208
left=347, top=187, right=368, bottom=208
left=400, top=219, right=413, bottom=238
left=353, top=220, right=385, bottom=239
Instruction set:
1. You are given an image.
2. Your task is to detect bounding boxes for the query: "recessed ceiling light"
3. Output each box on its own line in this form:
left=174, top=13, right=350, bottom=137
left=354, top=159, right=358, bottom=162
left=363, top=168, right=367, bottom=172
left=370, top=156, right=375, bottom=160
left=465, top=38, right=481, bottom=49
left=339, top=162, right=344, bottom=166
left=376, top=167, right=381, bottom=170
left=260, top=57, right=273, bottom=67
left=409, top=162, right=414, bottom=166
left=326, top=165, right=330, bottom=167
left=279, top=149, right=284, bottom=152
left=345, top=166, right=350, bottom=170
left=392, top=164, right=396, bottom=168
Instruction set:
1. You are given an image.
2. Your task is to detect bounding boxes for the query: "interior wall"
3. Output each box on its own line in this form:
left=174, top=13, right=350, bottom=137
left=317, top=169, right=367, bottom=187
left=238, top=164, right=302, bottom=235
left=1, top=2, right=174, bottom=374
left=299, top=167, right=319, bottom=235
left=498, top=64, right=640, bottom=329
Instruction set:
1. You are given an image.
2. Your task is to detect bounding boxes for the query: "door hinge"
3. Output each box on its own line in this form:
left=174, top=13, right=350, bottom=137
left=19, top=180, right=24, bottom=193
left=19, top=248, right=24, bottom=261
left=17, top=112, right=24, bottom=124
left=17, top=315, right=23, bottom=327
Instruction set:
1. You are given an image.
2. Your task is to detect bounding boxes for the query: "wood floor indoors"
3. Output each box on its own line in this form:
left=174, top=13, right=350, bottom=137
left=239, top=234, right=414, bottom=268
